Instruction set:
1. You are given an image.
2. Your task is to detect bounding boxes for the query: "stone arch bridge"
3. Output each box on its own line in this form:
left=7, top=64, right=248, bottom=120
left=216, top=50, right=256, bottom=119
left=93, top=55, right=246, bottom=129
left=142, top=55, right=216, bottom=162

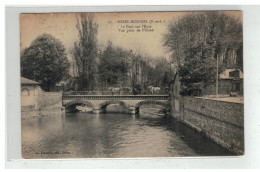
left=62, top=95, right=169, bottom=114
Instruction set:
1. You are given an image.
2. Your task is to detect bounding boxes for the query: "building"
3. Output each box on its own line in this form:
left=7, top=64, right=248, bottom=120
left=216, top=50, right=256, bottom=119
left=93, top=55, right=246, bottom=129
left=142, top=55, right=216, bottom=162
left=202, top=69, right=244, bottom=97
left=21, top=77, right=65, bottom=118
left=21, top=77, right=42, bottom=110
left=219, top=69, right=243, bottom=96
left=51, top=80, right=67, bottom=92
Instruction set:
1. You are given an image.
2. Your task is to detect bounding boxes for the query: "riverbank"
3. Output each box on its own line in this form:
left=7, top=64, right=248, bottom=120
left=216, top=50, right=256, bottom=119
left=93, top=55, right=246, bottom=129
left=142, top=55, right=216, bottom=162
left=170, top=96, right=244, bottom=155
left=21, top=105, right=65, bottom=119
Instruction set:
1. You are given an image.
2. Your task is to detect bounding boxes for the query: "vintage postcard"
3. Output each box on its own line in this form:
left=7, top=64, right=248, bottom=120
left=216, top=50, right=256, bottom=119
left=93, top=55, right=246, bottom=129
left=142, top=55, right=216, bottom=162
left=20, top=11, right=243, bottom=158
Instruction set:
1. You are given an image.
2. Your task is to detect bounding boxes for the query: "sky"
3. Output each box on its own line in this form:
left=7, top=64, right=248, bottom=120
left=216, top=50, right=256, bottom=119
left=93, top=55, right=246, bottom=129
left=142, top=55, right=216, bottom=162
left=20, top=11, right=242, bottom=60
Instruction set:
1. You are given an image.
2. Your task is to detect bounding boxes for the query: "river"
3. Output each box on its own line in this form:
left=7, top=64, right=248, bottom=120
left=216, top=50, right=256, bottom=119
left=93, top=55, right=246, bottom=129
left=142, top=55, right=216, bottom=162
left=22, top=105, right=233, bottom=158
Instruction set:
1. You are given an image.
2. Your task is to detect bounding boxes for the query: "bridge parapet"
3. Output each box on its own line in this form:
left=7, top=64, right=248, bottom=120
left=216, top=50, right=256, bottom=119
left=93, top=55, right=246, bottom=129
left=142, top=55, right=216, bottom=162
left=62, top=95, right=169, bottom=100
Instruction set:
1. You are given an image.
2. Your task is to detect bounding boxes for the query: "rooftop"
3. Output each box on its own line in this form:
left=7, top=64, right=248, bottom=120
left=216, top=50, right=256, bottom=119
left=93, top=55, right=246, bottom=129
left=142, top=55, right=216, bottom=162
left=21, top=77, right=40, bottom=85
left=219, top=69, right=243, bottom=79
left=55, top=80, right=67, bottom=86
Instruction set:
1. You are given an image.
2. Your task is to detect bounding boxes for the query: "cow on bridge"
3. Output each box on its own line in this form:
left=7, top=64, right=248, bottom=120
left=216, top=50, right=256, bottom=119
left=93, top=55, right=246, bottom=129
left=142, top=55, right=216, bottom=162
left=147, top=86, right=161, bottom=95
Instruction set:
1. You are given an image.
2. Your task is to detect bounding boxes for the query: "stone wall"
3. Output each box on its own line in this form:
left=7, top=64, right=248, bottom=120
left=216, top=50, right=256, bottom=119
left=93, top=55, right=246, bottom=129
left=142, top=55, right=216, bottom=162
left=36, top=92, right=62, bottom=109
left=21, top=91, right=64, bottom=118
left=170, top=96, right=244, bottom=155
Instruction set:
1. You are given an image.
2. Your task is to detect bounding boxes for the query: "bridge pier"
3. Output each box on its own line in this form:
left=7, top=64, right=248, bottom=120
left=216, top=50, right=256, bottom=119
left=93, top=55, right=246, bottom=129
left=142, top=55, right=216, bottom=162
left=93, top=107, right=102, bottom=114
left=128, top=107, right=135, bottom=115
left=135, top=107, right=140, bottom=115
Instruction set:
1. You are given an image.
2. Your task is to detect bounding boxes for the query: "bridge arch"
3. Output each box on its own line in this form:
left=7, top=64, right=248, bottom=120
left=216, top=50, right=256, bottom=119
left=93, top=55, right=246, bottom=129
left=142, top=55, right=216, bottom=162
left=62, top=94, right=169, bottom=114
left=64, top=100, right=95, bottom=112
left=134, top=100, right=169, bottom=114
left=99, top=100, right=128, bottom=112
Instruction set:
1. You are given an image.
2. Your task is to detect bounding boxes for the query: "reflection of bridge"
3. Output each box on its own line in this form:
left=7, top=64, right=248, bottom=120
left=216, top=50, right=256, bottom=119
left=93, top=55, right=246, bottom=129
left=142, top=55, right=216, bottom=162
left=62, top=95, right=169, bottom=114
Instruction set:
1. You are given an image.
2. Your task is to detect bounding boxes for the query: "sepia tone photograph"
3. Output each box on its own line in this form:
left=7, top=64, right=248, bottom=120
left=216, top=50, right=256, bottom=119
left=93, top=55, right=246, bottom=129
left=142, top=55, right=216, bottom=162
left=20, top=11, right=243, bottom=159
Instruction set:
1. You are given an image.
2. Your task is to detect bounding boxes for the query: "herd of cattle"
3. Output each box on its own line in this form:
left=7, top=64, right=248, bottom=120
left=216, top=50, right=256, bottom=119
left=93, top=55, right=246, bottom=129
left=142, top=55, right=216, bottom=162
left=108, top=86, right=162, bottom=95
left=65, top=86, right=165, bottom=95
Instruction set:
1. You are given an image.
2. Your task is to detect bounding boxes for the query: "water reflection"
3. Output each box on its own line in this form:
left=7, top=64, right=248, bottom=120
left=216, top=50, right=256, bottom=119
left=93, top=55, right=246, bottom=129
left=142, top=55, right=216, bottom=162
left=22, top=105, right=233, bottom=158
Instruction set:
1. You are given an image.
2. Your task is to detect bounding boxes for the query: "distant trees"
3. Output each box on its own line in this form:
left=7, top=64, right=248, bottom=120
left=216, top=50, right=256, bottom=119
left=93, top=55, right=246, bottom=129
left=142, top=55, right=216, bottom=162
left=21, top=34, right=70, bottom=91
left=129, top=54, right=152, bottom=94
left=153, top=58, right=172, bottom=88
left=128, top=54, right=173, bottom=94
left=72, top=13, right=98, bottom=91
left=69, top=11, right=175, bottom=93
left=98, top=42, right=130, bottom=89
left=164, top=11, right=242, bottom=95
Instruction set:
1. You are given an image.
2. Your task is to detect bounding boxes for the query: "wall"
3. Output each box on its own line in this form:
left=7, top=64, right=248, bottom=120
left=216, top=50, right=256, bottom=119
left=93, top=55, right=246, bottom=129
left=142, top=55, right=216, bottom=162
left=21, top=85, right=40, bottom=108
left=36, top=92, right=62, bottom=109
left=21, top=85, right=64, bottom=118
left=202, top=79, right=244, bottom=97
left=202, top=82, right=230, bottom=97
left=170, top=96, right=244, bottom=155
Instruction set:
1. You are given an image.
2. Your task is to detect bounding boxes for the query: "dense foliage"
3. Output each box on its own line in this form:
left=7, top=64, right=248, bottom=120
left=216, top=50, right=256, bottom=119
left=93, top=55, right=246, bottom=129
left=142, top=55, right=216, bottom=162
left=98, top=42, right=130, bottom=89
left=69, top=14, right=174, bottom=93
left=97, top=42, right=173, bottom=93
left=164, top=12, right=242, bottom=95
left=21, top=34, right=70, bottom=91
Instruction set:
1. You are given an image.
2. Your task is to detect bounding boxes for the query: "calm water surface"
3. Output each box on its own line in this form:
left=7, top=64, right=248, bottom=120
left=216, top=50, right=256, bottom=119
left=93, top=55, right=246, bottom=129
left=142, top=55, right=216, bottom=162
left=22, top=105, right=233, bottom=158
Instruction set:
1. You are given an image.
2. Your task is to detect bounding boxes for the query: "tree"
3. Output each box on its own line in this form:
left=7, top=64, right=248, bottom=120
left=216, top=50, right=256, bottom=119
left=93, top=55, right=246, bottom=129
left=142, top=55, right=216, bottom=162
left=129, top=52, right=154, bottom=93
left=153, top=58, right=171, bottom=87
left=164, top=12, right=242, bottom=95
left=21, top=33, right=70, bottom=91
left=162, top=71, right=171, bottom=88
left=72, top=13, right=98, bottom=91
left=98, top=42, right=130, bottom=89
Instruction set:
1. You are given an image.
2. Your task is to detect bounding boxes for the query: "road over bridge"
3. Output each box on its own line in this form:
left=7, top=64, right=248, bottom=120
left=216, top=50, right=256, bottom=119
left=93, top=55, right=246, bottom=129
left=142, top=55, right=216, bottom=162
left=62, top=95, right=169, bottom=114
